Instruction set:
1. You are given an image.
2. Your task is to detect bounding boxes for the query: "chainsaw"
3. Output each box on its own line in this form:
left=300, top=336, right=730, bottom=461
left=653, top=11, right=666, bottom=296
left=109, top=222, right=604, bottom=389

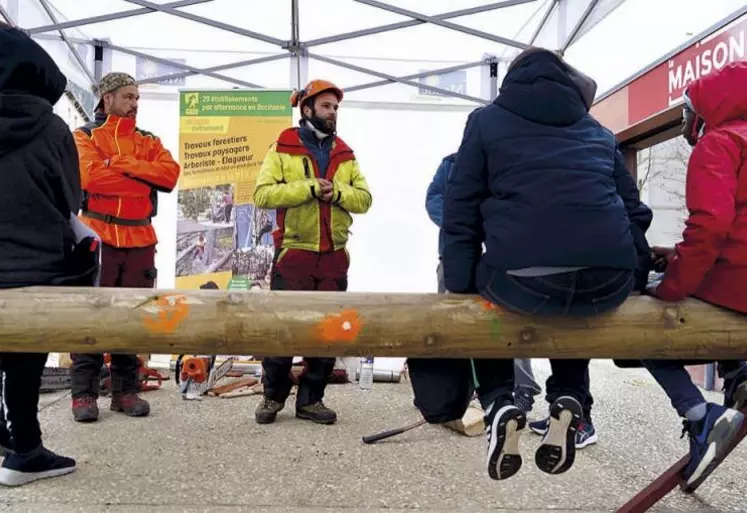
left=175, top=354, right=233, bottom=400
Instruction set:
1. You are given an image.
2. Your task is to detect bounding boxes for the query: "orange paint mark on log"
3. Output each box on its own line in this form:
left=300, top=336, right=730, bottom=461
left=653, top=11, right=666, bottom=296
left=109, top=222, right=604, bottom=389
left=143, top=294, right=190, bottom=334
left=316, top=309, right=364, bottom=343
left=478, top=298, right=503, bottom=315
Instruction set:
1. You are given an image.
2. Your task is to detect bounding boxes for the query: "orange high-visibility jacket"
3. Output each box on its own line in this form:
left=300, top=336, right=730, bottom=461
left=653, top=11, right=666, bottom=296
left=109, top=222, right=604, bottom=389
left=74, top=112, right=181, bottom=248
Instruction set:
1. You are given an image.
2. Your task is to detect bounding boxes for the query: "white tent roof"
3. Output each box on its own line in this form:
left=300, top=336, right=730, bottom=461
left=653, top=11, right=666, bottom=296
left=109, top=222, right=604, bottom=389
left=2, top=0, right=628, bottom=119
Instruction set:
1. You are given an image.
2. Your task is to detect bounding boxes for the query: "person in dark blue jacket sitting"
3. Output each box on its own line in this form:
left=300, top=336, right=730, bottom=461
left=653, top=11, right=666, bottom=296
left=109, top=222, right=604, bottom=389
left=442, top=47, right=652, bottom=481
left=426, top=153, right=543, bottom=416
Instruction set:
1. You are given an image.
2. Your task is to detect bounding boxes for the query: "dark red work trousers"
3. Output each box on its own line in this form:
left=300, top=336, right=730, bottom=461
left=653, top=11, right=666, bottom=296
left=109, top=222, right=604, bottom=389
left=262, top=248, right=349, bottom=407
left=71, top=244, right=157, bottom=398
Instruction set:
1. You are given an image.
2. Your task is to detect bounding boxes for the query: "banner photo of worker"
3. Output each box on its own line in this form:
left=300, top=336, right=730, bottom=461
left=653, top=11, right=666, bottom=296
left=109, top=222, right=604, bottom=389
left=174, top=89, right=292, bottom=365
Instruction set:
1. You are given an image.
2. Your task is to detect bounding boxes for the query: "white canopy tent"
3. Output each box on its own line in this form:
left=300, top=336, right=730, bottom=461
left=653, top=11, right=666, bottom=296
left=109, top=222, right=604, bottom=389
left=2, top=0, right=627, bottom=121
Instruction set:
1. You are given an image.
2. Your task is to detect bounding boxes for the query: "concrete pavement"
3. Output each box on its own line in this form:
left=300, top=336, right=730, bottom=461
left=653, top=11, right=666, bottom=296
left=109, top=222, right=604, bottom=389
left=1, top=359, right=745, bottom=512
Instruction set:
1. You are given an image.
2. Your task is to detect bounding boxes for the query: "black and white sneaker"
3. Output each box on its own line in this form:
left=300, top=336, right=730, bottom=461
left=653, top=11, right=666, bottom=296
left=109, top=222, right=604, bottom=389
left=535, top=396, right=582, bottom=475
left=485, top=402, right=526, bottom=481
left=0, top=446, right=76, bottom=487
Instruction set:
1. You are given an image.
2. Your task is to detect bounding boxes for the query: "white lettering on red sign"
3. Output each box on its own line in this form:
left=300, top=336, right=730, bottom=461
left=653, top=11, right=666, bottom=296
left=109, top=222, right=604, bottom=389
left=667, top=28, right=745, bottom=105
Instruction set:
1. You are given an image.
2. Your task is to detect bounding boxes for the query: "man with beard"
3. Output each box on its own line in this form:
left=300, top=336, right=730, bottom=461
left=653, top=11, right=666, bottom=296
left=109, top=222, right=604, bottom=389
left=70, top=72, right=181, bottom=422
left=253, top=79, right=372, bottom=425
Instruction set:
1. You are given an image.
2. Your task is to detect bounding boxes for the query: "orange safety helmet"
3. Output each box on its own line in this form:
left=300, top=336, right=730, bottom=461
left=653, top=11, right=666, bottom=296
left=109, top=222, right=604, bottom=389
left=290, top=79, right=344, bottom=109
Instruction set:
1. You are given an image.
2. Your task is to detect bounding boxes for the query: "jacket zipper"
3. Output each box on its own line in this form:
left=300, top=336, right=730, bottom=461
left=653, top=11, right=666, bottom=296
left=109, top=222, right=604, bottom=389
left=114, top=118, right=122, bottom=247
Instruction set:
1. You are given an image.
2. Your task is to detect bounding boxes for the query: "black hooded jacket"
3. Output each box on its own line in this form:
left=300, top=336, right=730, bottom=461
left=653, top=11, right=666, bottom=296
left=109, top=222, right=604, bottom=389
left=0, top=26, right=83, bottom=287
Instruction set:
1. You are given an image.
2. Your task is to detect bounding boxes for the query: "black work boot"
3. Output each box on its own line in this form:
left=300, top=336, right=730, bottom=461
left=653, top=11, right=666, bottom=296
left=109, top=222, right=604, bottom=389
left=255, top=397, right=285, bottom=424
left=296, top=401, right=337, bottom=425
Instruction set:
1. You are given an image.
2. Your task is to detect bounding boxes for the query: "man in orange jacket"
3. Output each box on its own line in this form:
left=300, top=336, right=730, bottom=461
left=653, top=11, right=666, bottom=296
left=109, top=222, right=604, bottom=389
left=70, top=72, right=181, bottom=422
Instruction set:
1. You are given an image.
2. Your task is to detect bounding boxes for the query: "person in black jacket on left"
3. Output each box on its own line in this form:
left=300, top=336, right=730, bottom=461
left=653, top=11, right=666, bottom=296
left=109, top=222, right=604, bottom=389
left=0, top=23, right=91, bottom=486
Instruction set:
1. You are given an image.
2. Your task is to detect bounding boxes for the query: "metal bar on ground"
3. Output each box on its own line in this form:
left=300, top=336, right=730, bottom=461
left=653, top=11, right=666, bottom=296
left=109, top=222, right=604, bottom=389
left=103, top=42, right=263, bottom=88
left=309, top=53, right=489, bottom=104
left=303, top=0, right=537, bottom=47
left=343, top=59, right=486, bottom=93
left=36, top=0, right=96, bottom=85
left=135, top=53, right=287, bottom=86
left=123, top=0, right=287, bottom=47
left=353, top=0, right=529, bottom=50
left=26, top=0, right=212, bottom=35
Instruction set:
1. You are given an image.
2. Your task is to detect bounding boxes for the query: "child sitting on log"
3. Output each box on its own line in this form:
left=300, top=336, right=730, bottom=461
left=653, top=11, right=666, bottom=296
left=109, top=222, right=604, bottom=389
left=644, top=61, right=747, bottom=491
left=441, top=47, right=653, bottom=481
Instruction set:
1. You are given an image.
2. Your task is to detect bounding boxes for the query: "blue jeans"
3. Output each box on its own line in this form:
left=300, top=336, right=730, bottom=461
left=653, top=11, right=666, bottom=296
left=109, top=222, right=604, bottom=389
left=643, top=360, right=747, bottom=417
left=472, top=260, right=634, bottom=415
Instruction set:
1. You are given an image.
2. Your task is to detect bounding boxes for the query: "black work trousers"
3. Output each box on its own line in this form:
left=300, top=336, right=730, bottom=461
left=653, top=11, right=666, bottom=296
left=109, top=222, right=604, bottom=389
left=71, top=244, right=155, bottom=398
left=0, top=352, right=48, bottom=453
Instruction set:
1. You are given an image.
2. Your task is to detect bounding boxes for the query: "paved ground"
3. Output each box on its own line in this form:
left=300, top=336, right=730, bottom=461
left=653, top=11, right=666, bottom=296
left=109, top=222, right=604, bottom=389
left=1, top=359, right=746, bottom=513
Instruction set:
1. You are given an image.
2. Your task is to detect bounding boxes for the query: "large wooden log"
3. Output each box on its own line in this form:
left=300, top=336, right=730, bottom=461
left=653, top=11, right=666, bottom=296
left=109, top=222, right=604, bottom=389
left=0, top=286, right=745, bottom=358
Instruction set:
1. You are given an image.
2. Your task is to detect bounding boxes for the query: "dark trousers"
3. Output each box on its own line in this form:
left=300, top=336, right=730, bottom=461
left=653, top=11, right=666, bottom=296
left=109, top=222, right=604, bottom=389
left=261, top=248, right=348, bottom=407
left=0, top=353, right=48, bottom=453
left=473, top=260, right=634, bottom=418
left=643, top=359, right=747, bottom=416
left=71, top=244, right=156, bottom=398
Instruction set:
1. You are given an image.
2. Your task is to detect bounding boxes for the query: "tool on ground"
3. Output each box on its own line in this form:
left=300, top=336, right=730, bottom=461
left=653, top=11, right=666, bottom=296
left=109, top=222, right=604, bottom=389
left=362, top=418, right=427, bottom=444
left=175, top=354, right=233, bottom=400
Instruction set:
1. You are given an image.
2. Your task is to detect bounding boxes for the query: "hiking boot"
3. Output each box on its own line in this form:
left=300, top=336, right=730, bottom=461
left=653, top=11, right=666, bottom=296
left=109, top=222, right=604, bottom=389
left=296, top=401, right=337, bottom=425
left=535, top=396, right=582, bottom=475
left=0, top=446, right=76, bottom=487
left=110, top=393, right=150, bottom=417
left=723, top=373, right=747, bottom=411
left=71, top=396, right=99, bottom=423
left=484, top=400, right=525, bottom=481
left=681, top=403, right=744, bottom=491
left=255, top=397, right=285, bottom=424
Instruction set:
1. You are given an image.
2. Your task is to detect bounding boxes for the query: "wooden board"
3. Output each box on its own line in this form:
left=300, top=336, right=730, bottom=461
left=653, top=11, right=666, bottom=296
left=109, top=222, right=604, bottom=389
left=0, top=287, right=746, bottom=358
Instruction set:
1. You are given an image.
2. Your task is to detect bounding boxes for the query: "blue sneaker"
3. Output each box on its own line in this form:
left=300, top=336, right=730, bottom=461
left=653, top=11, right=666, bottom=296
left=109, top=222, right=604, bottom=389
left=484, top=401, right=526, bottom=481
left=513, top=389, right=535, bottom=415
left=0, top=446, right=76, bottom=487
left=575, top=421, right=598, bottom=448
left=529, top=417, right=549, bottom=435
left=681, top=403, right=744, bottom=491
left=535, top=396, right=583, bottom=475
left=530, top=416, right=597, bottom=449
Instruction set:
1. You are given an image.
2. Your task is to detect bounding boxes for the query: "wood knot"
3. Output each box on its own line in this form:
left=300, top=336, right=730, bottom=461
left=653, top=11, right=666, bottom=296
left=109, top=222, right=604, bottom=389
left=520, top=327, right=536, bottom=343
left=82, top=336, right=97, bottom=346
left=424, top=334, right=438, bottom=346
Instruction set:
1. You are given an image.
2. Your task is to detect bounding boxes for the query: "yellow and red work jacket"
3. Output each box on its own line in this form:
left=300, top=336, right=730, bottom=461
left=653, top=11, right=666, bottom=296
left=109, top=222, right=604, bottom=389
left=253, top=128, right=372, bottom=252
left=74, top=112, right=181, bottom=248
